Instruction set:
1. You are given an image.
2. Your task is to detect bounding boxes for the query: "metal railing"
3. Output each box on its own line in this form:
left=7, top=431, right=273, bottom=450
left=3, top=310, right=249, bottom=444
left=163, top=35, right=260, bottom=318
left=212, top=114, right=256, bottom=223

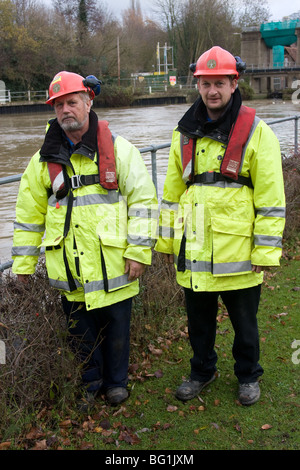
left=0, top=90, right=48, bottom=104
left=0, top=79, right=198, bottom=104
left=268, top=115, right=299, bottom=152
left=0, top=114, right=299, bottom=272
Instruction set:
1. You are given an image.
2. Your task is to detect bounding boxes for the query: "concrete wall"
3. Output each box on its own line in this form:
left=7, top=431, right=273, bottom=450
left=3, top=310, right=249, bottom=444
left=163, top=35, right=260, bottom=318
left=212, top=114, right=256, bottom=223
left=241, top=30, right=271, bottom=68
left=241, top=26, right=300, bottom=94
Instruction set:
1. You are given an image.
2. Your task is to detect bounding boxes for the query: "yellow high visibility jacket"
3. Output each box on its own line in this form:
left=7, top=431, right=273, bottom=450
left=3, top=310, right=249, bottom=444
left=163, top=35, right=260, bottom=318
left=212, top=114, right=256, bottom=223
left=155, top=97, right=285, bottom=292
left=12, top=120, right=158, bottom=310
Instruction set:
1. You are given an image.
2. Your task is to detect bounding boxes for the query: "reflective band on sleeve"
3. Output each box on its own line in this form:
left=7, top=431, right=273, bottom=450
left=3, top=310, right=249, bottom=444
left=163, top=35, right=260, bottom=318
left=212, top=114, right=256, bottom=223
left=127, top=235, right=155, bottom=246
left=161, top=200, right=179, bottom=211
left=128, top=207, right=158, bottom=219
left=14, top=222, right=45, bottom=232
left=159, top=226, right=174, bottom=238
left=256, top=207, right=286, bottom=218
left=11, top=246, right=40, bottom=256
left=254, top=234, right=282, bottom=248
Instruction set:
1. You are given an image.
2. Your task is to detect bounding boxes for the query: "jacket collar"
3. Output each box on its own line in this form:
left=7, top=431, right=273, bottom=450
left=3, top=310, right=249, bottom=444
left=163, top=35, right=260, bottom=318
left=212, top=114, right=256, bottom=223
left=40, top=109, right=99, bottom=163
left=177, top=87, right=242, bottom=142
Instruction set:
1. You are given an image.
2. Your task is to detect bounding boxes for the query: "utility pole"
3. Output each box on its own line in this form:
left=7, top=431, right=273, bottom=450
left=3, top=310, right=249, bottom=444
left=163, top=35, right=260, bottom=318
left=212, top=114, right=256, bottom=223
left=156, top=42, right=174, bottom=75
left=117, top=36, right=120, bottom=86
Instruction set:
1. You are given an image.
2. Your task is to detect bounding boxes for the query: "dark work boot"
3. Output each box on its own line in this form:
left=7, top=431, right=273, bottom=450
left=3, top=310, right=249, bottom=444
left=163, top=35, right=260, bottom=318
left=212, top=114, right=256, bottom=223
left=106, top=387, right=129, bottom=405
left=238, top=381, right=260, bottom=405
left=175, top=373, right=216, bottom=401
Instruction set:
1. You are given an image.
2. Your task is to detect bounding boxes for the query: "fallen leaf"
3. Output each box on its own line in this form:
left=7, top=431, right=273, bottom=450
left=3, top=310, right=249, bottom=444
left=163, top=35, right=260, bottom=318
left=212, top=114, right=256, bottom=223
left=79, top=442, right=94, bottom=450
left=261, top=424, right=272, bottom=430
left=0, top=441, right=11, bottom=450
left=119, top=430, right=141, bottom=445
left=167, top=405, right=178, bottom=412
left=94, top=427, right=103, bottom=433
left=148, top=344, right=163, bottom=356
left=99, top=419, right=111, bottom=430
left=211, top=422, right=219, bottom=430
left=154, top=369, right=163, bottom=378
left=59, top=419, right=72, bottom=428
left=234, top=423, right=242, bottom=433
left=26, top=427, right=45, bottom=440
left=31, top=439, right=48, bottom=450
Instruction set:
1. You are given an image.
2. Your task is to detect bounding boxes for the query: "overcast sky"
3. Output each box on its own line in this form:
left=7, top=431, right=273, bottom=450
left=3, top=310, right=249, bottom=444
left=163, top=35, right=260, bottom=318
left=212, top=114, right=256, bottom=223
left=40, top=0, right=300, bottom=22
left=101, top=0, right=300, bottom=22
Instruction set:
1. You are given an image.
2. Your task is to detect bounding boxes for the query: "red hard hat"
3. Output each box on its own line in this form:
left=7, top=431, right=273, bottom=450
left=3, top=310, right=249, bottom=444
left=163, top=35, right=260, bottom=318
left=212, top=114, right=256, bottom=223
left=46, top=71, right=95, bottom=105
left=193, top=46, right=239, bottom=78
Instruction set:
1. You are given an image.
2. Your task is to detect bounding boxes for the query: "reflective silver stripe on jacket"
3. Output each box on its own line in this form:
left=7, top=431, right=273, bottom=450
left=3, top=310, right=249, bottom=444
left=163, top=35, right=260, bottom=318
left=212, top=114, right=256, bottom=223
left=194, top=180, right=249, bottom=189
left=159, top=200, right=178, bottom=239
left=49, top=274, right=132, bottom=293
left=254, top=234, right=282, bottom=248
left=159, top=226, right=174, bottom=238
left=49, top=278, right=82, bottom=290
left=161, top=199, right=179, bottom=211
left=128, top=207, right=158, bottom=219
left=213, top=260, right=252, bottom=275
left=48, top=191, right=121, bottom=207
left=84, top=274, right=132, bottom=294
left=256, top=207, right=286, bottom=218
left=11, top=246, right=40, bottom=256
left=174, top=255, right=252, bottom=275
left=14, top=222, right=45, bottom=232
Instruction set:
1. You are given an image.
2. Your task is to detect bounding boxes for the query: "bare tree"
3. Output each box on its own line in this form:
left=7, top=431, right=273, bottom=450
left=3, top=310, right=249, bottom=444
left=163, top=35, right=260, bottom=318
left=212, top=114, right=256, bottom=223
left=153, top=0, right=237, bottom=78
left=233, top=0, right=271, bottom=28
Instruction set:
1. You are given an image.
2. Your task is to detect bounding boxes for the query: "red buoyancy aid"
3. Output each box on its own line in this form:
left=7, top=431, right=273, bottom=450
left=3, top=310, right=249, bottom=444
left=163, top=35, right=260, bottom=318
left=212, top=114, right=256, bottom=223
left=48, top=120, right=118, bottom=199
left=97, top=120, right=118, bottom=190
left=181, top=105, right=256, bottom=183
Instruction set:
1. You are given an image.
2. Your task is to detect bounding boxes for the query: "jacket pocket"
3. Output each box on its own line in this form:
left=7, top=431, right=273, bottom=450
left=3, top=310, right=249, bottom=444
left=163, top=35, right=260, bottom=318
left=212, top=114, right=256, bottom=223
left=40, top=236, right=66, bottom=285
left=211, top=217, right=253, bottom=276
left=96, top=202, right=128, bottom=249
left=98, top=236, right=130, bottom=293
left=40, top=236, right=80, bottom=291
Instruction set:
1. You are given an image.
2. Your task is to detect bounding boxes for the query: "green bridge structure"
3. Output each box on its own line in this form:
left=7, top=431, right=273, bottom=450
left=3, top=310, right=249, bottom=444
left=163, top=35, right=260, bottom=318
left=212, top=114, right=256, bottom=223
left=241, top=20, right=300, bottom=96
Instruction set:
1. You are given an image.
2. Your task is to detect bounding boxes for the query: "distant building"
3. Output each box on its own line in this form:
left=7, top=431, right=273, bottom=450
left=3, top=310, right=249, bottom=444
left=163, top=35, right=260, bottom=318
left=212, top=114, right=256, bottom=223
left=241, top=20, right=300, bottom=95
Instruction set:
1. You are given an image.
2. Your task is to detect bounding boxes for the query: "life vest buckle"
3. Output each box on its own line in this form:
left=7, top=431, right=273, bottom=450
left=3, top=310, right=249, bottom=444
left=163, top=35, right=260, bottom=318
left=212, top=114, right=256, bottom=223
left=70, top=174, right=81, bottom=189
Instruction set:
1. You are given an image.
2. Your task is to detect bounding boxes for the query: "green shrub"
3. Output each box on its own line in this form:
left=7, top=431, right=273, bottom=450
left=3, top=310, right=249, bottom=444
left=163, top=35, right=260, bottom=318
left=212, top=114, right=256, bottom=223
left=94, top=85, right=134, bottom=108
left=238, top=79, right=254, bottom=100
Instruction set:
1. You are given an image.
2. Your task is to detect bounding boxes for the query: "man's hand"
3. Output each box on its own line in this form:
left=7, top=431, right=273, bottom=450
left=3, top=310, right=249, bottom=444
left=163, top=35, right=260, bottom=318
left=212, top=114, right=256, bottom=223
left=252, top=265, right=267, bottom=273
left=162, top=254, right=174, bottom=264
left=17, top=274, right=30, bottom=284
left=124, top=259, right=145, bottom=281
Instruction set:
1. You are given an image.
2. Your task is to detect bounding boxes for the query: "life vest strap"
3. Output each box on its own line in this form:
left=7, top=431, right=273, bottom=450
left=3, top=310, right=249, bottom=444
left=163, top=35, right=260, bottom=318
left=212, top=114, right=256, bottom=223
left=192, top=172, right=253, bottom=188
left=70, top=173, right=100, bottom=189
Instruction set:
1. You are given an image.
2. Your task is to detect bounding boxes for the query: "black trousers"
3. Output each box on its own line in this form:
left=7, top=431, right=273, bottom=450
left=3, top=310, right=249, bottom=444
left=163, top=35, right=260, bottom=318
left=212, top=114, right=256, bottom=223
left=62, top=297, right=132, bottom=392
left=184, top=285, right=263, bottom=384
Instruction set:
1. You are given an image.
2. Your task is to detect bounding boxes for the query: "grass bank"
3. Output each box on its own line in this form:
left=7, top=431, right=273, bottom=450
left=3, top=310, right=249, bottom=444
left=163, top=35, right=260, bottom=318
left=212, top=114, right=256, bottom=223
left=0, top=154, right=299, bottom=451
left=0, top=244, right=299, bottom=451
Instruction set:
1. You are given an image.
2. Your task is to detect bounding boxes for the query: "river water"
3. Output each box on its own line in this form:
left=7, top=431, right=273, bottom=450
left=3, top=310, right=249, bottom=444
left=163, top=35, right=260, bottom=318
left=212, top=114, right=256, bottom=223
left=0, top=100, right=299, bottom=264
